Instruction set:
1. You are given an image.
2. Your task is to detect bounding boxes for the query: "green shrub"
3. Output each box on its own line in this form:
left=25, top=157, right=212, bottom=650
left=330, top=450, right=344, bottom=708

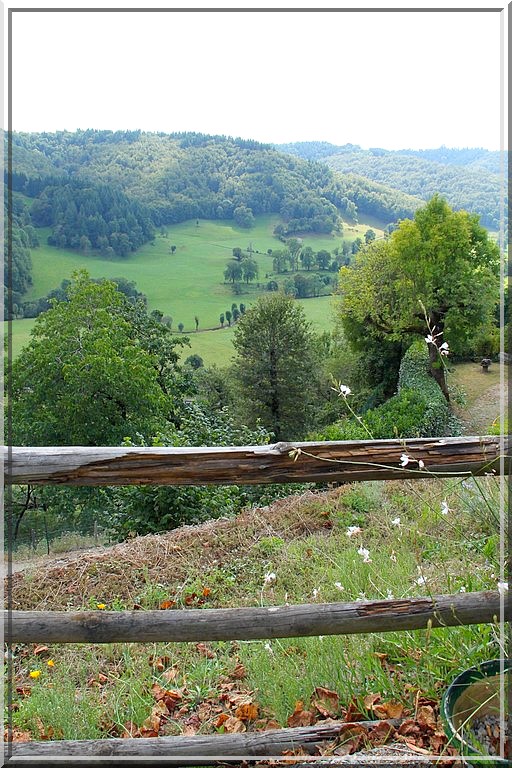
left=312, top=341, right=461, bottom=441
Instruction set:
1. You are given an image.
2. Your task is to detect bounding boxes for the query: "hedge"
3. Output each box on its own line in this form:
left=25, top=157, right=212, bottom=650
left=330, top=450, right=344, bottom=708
left=312, top=340, right=461, bottom=441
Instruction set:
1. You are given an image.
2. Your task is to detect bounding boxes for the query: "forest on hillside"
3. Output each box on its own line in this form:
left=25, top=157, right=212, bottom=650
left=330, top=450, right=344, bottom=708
left=5, top=129, right=426, bottom=311
left=277, top=142, right=504, bottom=230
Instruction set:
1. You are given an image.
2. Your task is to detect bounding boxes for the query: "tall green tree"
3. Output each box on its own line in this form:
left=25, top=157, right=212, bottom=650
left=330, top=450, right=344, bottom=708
left=300, top=246, right=314, bottom=271
left=241, top=257, right=259, bottom=284
left=11, top=271, right=183, bottom=446
left=224, top=261, right=243, bottom=284
left=232, top=294, right=316, bottom=440
left=338, top=196, right=500, bottom=400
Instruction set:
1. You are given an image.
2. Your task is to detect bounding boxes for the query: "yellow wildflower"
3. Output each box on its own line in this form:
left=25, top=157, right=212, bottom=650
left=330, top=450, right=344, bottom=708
left=96, top=603, right=106, bottom=610
left=29, top=670, right=41, bottom=679
left=47, top=660, right=55, bottom=668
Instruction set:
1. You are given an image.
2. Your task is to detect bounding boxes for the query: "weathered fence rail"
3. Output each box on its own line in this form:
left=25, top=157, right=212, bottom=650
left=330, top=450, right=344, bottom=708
left=3, top=719, right=407, bottom=763
left=3, top=434, right=508, bottom=486
left=5, top=590, right=506, bottom=644
left=4, top=434, right=509, bottom=765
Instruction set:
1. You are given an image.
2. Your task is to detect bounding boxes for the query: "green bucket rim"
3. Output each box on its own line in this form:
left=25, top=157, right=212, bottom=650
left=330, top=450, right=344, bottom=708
left=441, top=658, right=511, bottom=766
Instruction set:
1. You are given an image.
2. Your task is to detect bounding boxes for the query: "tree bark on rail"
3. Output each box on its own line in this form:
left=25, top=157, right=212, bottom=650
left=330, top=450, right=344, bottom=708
left=3, top=435, right=508, bottom=486
left=4, top=591, right=506, bottom=645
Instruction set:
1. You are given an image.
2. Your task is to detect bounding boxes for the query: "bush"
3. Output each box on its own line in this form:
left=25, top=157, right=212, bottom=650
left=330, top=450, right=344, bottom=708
left=312, top=341, right=461, bottom=441
left=108, top=403, right=309, bottom=538
left=470, top=325, right=500, bottom=359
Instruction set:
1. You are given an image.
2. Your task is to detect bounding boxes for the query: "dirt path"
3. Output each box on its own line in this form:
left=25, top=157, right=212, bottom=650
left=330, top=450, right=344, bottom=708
left=4, top=546, right=107, bottom=575
left=454, top=380, right=504, bottom=435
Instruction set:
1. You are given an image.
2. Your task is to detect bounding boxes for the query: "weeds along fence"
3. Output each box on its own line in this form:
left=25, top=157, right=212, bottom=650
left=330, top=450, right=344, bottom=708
left=4, top=435, right=511, bottom=765
left=5, top=517, right=112, bottom=557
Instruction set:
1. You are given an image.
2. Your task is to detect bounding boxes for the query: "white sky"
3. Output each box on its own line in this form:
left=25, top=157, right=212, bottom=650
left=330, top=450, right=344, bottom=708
left=5, top=1, right=507, bottom=151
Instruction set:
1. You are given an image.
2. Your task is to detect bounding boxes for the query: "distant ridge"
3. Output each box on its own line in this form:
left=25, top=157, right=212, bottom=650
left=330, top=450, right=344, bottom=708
left=276, top=141, right=504, bottom=230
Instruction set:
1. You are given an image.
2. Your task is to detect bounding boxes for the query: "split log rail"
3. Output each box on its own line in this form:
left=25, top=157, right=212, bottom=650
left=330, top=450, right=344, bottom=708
left=4, top=435, right=510, bottom=765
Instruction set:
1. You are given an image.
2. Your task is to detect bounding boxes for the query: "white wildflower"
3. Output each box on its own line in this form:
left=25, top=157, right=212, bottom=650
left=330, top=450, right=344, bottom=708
left=400, top=453, right=410, bottom=467
left=459, top=586, right=466, bottom=593
left=346, top=525, right=362, bottom=537
left=391, top=517, right=401, bottom=527
left=416, top=575, right=427, bottom=586
left=264, top=642, right=273, bottom=653
left=264, top=572, right=276, bottom=584
left=334, top=582, right=345, bottom=592
left=332, top=382, right=352, bottom=397
left=390, top=551, right=397, bottom=563
left=312, top=588, right=320, bottom=599
left=358, top=546, right=372, bottom=563
left=440, top=499, right=449, bottom=516
left=497, top=581, right=509, bottom=596
left=386, top=589, right=395, bottom=600
left=439, top=342, right=450, bottom=356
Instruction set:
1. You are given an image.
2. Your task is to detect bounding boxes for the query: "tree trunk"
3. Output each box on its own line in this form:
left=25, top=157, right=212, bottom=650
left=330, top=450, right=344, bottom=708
left=427, top=340, right=450, bottom=402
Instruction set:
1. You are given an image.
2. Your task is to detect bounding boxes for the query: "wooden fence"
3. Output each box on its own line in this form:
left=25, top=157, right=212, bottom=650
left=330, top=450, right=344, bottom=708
left=4, top=435, right=510, bottom=766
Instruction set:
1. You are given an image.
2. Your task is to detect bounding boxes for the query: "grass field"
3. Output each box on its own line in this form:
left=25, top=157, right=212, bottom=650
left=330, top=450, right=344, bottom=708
left=10, top=214, right=380, bottom=364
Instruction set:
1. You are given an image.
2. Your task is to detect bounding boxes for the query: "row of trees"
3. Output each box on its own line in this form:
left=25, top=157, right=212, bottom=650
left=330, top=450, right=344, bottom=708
left=220, top=303, right=246, bottom=327
left=224, top=258, right=259, bottom=285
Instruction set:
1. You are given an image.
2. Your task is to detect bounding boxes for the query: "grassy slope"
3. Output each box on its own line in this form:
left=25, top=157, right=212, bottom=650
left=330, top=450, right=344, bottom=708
left=10, top=214, right=381, bottom=365
left=8, top=477, right=501, bottom=746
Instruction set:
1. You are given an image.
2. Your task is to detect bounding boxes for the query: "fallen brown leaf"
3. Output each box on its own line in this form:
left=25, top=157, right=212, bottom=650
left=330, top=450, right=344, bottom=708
left=231, top=662, right=247, bottom=679
left=33, top=645, right=49, bottom=656
left=5, top=728, right=31, bottom=743
left=222, top=715, right=246, bottom=733
left=235, top=703, right=259, bottom=722
left=121, top=722, right=140, bottom=738
left=403, top=740, right=432, bottom=755
left=334, top=723, right=367, bottom=755
left=287, top=700, right=315, bottom=728
left=161, top=666, right=179, bottom=683
left=416, top=705, right=436, bottom=729
left=343, top=699, right=367, bottom=722
left=159, top=600, right=176, bottom=610
left=373, top=700, right=404, bottom=720
left=398, top=719, right=422, bottom=736
left=368, top=720, right=396, bottom=746
left=311, top=686, right=339, bottom=718
left=195, top=642, right=216, bottom=659
left=15, top=686, right=32, bottom=698
left=363, top=692, right=381, bottom=710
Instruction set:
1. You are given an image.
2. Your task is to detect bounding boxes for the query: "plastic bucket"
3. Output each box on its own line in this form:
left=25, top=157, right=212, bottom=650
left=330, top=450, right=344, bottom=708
left=441, top=658, right=510, bottom=766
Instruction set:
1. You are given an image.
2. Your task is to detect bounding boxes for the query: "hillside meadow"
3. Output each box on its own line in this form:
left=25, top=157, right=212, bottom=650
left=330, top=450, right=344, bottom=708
left=9, top=214, right=381, bottom=365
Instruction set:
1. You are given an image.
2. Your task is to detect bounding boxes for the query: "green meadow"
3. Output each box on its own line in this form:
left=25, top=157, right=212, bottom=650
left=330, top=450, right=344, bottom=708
left=10, top=215, right=382, bottom=365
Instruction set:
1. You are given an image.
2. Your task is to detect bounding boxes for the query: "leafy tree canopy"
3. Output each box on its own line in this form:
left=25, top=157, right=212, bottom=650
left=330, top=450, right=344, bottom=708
left=11, top=270, right=188, bottom=446
left=338, top=195, right=500, bottom=399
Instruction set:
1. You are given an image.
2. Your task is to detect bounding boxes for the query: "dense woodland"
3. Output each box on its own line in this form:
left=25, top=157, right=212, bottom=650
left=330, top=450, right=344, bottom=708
left=277, top=141, right=504, bottom=231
